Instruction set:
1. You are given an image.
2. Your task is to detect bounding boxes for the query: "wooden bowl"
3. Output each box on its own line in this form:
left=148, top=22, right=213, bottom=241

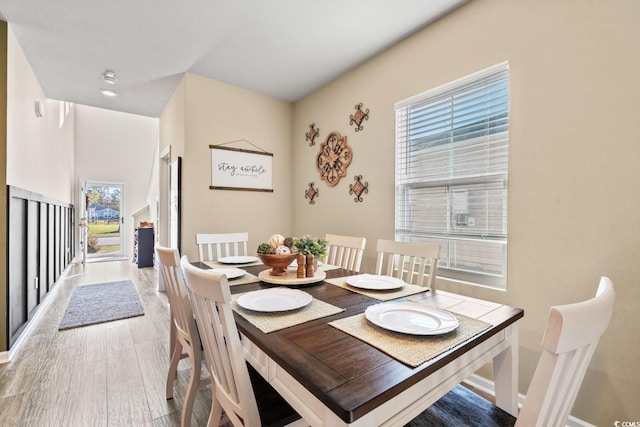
left=257, top=253, right=297, bottom=276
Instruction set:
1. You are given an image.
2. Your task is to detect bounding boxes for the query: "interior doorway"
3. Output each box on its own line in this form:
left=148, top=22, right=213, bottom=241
left=81, top=181, right=126, bottom=261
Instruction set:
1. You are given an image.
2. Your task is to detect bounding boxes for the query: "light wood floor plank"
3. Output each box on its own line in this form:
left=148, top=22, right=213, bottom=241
left=135, top=339, right=179, bottom=420
left=108, top=376, right=153, bottom=427
left=0, top=392, right=28, bottom=426
left=106, top=323, right=141, bottom=387
left=0, top=260, right=214, bottom=427
left=62, top=359, right=108, bottom=427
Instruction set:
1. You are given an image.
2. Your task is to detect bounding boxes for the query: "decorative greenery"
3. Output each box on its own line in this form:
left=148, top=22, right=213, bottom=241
left=294, top=235, right=329, bottom=258
left=257, top=243, right=276, bottom=254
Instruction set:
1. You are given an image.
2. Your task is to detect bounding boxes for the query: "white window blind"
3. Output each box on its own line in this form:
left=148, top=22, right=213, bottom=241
left=394, top=62, right=509, bottom=288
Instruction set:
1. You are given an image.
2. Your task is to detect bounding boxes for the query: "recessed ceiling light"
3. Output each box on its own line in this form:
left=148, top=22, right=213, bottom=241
left=103, top=70, right=117, bottom=84
left=99, top=88, right=118, bottom=97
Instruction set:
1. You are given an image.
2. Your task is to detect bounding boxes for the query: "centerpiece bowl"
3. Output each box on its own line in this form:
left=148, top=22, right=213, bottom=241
left=257, top=253, right=297, bottom=276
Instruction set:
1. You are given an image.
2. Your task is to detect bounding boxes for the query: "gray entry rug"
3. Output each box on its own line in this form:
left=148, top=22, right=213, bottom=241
left=59, top=280, right=144, bottom=330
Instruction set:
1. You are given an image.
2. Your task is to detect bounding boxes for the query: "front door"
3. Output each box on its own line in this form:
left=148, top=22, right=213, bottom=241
left=83, top=181, right=125, bottom=260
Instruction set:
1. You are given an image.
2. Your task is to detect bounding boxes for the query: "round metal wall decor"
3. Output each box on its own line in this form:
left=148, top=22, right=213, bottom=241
left=316, top=132, right=352, bottom=187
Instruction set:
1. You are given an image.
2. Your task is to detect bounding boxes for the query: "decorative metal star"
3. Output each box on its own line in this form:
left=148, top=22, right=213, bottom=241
left=350, top=103, right=369, bottom=132
left=349, top=175, right=369, bottom=202
left=305, top=123, right=319, bottom=146
left=305, top=182, right=319, bottom=204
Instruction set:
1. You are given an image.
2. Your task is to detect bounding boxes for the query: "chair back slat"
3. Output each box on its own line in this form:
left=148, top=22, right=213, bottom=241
left=181, top=256, right=261, bottom=427
left=325, top=234, right=366, bottom=272
left=516, top=277, right=615, bottom=427
left=155, top=246, right=200, bottom=351
left=374, top=239, right=440, bottom=290
left=195, top=232, right=249, bottom=262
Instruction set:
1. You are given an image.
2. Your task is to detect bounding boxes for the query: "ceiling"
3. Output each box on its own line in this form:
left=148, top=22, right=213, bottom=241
left=0, top=0, right=467, bottom=118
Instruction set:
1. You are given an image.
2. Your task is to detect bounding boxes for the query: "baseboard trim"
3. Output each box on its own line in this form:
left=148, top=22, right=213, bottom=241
left=1, top=262, right=76, bottom=364
left=463, top=374, right=595, bottom=427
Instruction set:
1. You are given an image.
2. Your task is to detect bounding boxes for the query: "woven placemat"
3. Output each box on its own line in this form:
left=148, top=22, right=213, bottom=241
left=328, top=311, right=491, bottom=367
left=325, top=276, right=428, bottom=301
left=227, top=272, right=260, bottom=286
left=200, top=263, right=260, bottom=286
left=232, top=292, right=345, bottom=333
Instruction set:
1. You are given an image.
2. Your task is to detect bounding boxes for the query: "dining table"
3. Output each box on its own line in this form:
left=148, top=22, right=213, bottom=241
left=193, top=260, right=524, bottom=427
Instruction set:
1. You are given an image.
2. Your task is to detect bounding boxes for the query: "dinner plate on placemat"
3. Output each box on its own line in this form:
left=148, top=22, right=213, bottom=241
left=237, top=288, right=313, bottom=312
left=365, top=302, right=458, bottom=335
left=217, top=255, right=259, bottom=264
left=347, top=274, right=405, bottom=290
left=208, top=267, right=245, bottom=279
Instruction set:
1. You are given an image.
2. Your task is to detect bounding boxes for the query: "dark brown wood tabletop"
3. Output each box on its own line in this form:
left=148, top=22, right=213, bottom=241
left=196, top=262, right=524, bottom=424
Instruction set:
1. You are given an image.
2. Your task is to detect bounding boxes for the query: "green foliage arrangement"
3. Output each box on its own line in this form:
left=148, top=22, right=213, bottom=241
left=294, top=235, right=329, bottom=258
left=256, top=243, right=276, bottom=254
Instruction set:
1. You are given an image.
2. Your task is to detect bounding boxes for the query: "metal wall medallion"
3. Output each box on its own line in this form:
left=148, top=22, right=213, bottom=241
left=349, top=103, right=369, bottom=132
left=305, top=123, right=319, bottom=146
left=305, top=182, right=319, bottom=204
left=316, top=132, right=352, bottom=187
left=349, top=175, right=369, bottom=202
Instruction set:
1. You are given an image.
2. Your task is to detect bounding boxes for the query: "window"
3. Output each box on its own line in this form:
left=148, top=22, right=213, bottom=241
left=394, top=63, right=509, bottom=289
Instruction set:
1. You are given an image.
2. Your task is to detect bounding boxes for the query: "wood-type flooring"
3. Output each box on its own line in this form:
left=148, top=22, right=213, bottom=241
left=0, top=259, right=499, bottom=427
left=0, top=260, right=214, bottom=427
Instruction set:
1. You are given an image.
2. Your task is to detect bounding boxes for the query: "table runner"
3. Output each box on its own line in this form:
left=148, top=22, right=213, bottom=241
left=325, top=276, right=428, bottom=301
left=328, top=310, right=491, bottom=367
left=232, top=291, right=345, bottom=333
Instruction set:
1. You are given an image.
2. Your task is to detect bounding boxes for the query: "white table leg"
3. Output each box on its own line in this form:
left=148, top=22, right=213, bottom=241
left=493, top=324, right=519, bottom=416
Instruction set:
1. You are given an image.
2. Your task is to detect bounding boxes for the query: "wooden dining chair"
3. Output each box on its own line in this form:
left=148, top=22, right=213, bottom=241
left=180, top=256, right=303, bottom=427
left=155, top=245, right=211, bottom=427
left=324, top=233, right=366, bottom=272
left=406, top=276, right=616, bottom=427
left=196, top=232, right=249, bottom=262
left=375, top=239, right=440, bottom=290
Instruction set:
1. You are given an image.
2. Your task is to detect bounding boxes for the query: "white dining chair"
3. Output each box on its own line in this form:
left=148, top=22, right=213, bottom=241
left=324, top=233, right=366, bottom=272
left=406, top=276, right=616, bottom=427
left=375, top=239, right=440, bottom=290
left=155, top=245, right=211, bottom=427
left=180, top=256, right=303, bottom=427
left=196, top=232, right=249, bottom=262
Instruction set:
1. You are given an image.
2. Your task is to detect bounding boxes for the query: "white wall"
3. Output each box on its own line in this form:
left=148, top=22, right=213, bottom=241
left=6, top=26, right=74, bottom=202
left=74, top=105, right=158, bottom=258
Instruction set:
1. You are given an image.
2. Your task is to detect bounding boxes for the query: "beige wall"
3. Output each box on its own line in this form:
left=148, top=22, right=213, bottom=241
left=6, top=26, right=74, bottom=203
left=74, top=105, right=158, bottom=258
left=159, top=77, right=185, bottom=160
left=292, top=0, right=639, bottom=424
left=161, top=73, right=293, bottom=261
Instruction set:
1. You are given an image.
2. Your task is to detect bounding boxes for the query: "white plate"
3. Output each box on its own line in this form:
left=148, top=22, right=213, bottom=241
left=365, top=302, right=459, bottom=335
left=236, top=288, right=313, bottom=312
left=346, top=274, right=405, bottom=290
left=217, top=255, right=259, bottom=264
left=208, top=267, right=245, bottom=279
